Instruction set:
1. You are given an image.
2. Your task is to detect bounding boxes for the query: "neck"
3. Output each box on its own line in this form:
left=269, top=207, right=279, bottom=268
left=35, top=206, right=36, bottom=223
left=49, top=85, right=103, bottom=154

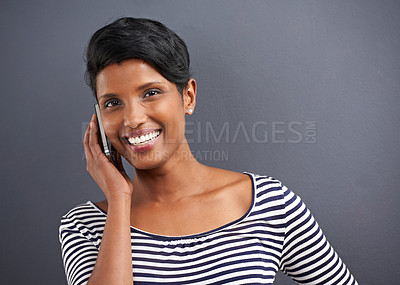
left=132, top=143, right=210, bottom=203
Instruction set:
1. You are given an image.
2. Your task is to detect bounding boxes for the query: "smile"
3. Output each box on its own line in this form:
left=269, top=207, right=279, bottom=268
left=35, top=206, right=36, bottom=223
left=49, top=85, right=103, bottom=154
left=127, top=130, right=161, bottom=146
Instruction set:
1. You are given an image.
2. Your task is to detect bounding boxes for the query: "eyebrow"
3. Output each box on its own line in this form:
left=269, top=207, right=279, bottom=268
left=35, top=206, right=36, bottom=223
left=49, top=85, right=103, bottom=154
left=137, top=81, right=164, bottom=91
left=98, top=81, right=164, bottom=100
left=98, top=93, right=117, bottom=100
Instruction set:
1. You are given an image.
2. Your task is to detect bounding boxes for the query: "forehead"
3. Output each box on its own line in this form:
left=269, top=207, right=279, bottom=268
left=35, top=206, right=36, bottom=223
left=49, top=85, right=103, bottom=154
left=96, top=59, right=169, bottom=96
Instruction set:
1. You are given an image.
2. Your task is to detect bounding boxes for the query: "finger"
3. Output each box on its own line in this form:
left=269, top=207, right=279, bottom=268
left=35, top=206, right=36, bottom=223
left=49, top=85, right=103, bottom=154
left=83, top=115, right=95, bottom=159
left=88, top=115, right=105, bottom=159
left=89, top=116, right=117, bottom=169
left=83, top=114, right=94, bottom=147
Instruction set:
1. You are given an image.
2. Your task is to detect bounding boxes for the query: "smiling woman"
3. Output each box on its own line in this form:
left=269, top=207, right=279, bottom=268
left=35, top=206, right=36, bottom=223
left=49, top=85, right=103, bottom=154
left=95, top=59, right=196, bottom=169
left=59, top=17, right=358, bottom=285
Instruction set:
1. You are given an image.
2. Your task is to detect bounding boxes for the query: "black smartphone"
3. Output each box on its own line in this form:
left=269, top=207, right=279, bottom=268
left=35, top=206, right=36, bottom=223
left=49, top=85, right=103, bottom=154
left=94, top=103, right=116, bottom=164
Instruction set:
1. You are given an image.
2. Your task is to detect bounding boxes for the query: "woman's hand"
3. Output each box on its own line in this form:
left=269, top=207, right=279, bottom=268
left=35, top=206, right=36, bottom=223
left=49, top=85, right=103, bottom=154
left=82, top=114, right=134, bottom=285
left=83, top=114, right=133, bottom=201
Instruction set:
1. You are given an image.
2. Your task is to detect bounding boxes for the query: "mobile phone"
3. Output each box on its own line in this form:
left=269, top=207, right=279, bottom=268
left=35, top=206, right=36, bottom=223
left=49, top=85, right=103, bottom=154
left=94, top=103, right=116, bottom=164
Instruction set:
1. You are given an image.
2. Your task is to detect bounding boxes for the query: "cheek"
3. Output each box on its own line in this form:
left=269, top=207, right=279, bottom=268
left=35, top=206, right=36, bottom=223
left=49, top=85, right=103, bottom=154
left=155, top=101, right=185, bottom=133
left=102, top=114, right=122, bottom=139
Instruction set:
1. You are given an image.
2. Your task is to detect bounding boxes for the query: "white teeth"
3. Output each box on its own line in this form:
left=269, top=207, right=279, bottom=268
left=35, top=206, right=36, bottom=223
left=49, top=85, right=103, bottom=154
left=127, top=131, right=160, bottom=145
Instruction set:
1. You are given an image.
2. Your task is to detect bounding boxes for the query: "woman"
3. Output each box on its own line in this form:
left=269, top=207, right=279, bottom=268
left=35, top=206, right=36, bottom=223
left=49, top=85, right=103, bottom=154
left=59, top=17, right=358, bottom=284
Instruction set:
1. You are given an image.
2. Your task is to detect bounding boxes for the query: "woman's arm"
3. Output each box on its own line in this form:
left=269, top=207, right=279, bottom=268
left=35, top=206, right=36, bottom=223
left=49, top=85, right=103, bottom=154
left=280, top=186, right=358, bottom=285
left=86, top=197, right=132, bottom=285
left=78, top=114, right=133, bottom=285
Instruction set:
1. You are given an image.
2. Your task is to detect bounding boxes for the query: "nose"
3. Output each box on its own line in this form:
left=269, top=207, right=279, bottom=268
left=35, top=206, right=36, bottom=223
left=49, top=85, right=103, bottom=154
left=123, top=101, right=147, bottom=129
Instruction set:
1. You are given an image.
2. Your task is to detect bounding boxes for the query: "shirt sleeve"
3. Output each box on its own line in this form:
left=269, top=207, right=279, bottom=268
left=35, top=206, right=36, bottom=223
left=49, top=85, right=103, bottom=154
left=59, top=213, right=100, bottom=285
left=279, top=186, right=358, bottom=285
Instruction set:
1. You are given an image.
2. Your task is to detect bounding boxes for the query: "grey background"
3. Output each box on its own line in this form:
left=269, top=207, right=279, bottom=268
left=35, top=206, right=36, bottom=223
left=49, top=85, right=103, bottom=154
left=1, top=0, right=399, bottom=284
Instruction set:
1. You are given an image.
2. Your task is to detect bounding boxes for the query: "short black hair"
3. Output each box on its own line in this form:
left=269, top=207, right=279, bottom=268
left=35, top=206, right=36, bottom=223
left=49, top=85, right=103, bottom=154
left=85, top=17, right=191, bottom=96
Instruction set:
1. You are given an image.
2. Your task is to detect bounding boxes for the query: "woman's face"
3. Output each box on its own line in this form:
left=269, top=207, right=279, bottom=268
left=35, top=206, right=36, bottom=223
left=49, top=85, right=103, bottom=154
left=96, top=59, right=195, bottom=170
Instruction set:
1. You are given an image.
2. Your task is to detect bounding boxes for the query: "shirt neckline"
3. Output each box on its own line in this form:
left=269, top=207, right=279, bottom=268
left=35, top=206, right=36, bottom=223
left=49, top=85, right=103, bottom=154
left=88, top=172, right=256, bottom=240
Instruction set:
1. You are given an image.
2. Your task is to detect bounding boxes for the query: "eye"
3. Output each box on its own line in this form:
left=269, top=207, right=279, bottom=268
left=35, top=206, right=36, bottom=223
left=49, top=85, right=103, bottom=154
left=104, top=99, right=121, bottom=108
left=143, top=89, right=160, bottom=98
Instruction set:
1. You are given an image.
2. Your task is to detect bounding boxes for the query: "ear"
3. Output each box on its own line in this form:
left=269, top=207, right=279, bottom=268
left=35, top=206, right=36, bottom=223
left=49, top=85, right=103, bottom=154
left=183, top=78, right=197, bottom=115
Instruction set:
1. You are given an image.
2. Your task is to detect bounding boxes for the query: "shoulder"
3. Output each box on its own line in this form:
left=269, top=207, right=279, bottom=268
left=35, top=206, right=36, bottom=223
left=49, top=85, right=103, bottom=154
left=205, top=168, right=289, bottom=213
left=247, top=172, right=287, bottom=193
left=207, top=168, right=287, bottom=195
left=207, top=168, right=251, bottom=198
left=59, top=201, right=106, bottom=246
left=60, top=201, right=106, bottom=232
left=61, top=201, right=99, bottom=220
left=245, top=172, right=298, bottom=214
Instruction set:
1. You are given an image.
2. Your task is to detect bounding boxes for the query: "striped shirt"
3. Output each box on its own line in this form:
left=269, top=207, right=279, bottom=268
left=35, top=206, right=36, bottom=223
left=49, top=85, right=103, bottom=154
left=59, top=172, right=358, bottom=284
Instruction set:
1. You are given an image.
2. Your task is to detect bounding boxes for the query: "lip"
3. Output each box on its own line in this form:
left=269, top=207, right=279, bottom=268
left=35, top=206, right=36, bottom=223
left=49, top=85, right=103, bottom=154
left=122, top=129, right=162, bottom=153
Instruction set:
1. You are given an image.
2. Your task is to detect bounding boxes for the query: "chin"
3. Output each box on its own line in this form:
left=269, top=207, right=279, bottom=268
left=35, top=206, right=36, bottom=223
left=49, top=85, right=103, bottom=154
left=125, top=152, right=170, bottom=171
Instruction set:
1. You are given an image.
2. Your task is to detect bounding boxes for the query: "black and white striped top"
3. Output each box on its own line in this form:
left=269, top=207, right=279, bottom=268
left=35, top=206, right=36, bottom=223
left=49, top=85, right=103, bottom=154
left=59, top=173, right=358, bottom=284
